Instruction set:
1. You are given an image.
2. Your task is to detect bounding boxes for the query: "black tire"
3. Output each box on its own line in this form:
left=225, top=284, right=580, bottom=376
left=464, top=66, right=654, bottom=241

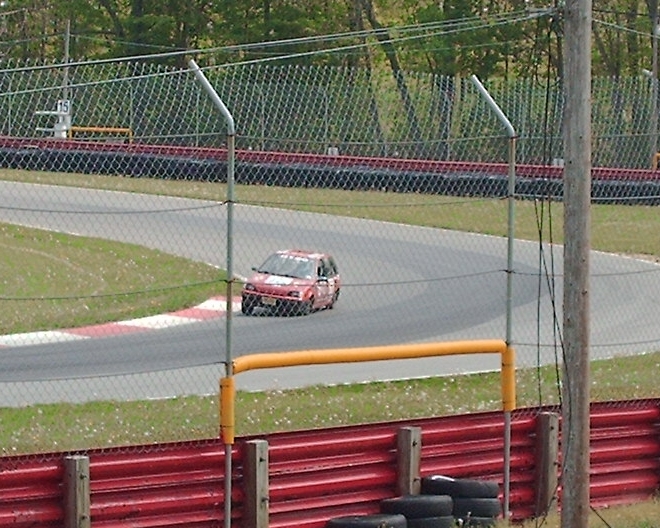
left=380, top=494, right=453, bottom=518
left=458, top=516, right=498, bottom=527
left=241, top=300, right=254, bottom=315
left=328, top=289, right=340, bottom=309
left=421, top=475, right=499, bottom=499
left=279, top=302, right=295, bottom=317
left=299, top=297, right=313, bottom=315
left=326, top=514, right=407, bottom=528
left=406, top=516, right=455, bottom=528
left=452, top=498, right=501, bottom=518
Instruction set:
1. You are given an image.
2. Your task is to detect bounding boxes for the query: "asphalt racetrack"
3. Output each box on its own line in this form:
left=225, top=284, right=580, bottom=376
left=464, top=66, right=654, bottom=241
left=1, top=181, right=659, bottom=405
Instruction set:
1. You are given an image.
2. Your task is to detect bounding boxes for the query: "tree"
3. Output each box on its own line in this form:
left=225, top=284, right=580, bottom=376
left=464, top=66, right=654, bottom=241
left=212, top=0, right=352, bottom=65
left=0, top=0, right=658, bottom=80
left=592, top=0, right=649, bottom=76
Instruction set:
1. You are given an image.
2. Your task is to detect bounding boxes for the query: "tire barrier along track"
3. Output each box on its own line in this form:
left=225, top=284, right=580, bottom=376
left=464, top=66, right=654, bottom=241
left=421, top=475, right=501, bottom=527
left=327, top=477, right=503, bottom=528
left=1, top=140, right=660, bottom=204
left=380, top=494, right=455, bottom=528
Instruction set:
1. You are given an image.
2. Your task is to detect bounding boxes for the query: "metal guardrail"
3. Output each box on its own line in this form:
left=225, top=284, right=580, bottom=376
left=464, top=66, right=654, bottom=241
left=2, top=400, right=660, bottom=527
left=68, top=126, right=133, bottom=142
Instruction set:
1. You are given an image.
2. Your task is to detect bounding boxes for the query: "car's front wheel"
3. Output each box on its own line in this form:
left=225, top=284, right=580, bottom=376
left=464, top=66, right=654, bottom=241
left=241, top=299, right=255, bottom=315
left=299, top=297, right=314, bottom=316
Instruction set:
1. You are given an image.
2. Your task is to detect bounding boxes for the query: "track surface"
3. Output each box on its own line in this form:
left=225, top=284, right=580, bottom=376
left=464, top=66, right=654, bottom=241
left=1, top=181, right=659, bottom=404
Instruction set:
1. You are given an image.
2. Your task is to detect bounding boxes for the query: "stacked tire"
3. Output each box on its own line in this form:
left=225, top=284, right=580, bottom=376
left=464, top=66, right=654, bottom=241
left=325, top=476, right=501, bottom=528
left=421, top=475, right=501, bottom=527
left=325, top=494, right=454, bottom=528
left=326, top=513, right=407, bottom=528
left=380, top=494, right=455, bottom=528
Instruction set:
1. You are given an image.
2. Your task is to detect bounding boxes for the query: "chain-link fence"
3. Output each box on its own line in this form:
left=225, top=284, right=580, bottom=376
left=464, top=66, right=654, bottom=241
left=1, top=59, right=657, bottom=167
left=0, top=57, right=659, bottom=454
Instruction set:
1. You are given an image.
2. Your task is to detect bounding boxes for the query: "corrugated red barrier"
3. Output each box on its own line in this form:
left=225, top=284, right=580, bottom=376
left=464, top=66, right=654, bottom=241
left=90, top=439, right=232, bottom=528
left=0, top=454, right=64, bottom=528
left=1, top=401, right=659, bottom=527
left=265, top=425, right=401, bottom=528
left=587, top=401, right=660, bottom=509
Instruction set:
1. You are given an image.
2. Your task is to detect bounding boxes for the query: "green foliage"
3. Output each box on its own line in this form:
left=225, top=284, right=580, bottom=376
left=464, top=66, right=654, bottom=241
left=1, top=0, right=657, bottom=78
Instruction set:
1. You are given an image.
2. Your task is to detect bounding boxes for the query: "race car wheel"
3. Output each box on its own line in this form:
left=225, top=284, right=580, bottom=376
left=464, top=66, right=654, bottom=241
left=241, top=299, right=255, bottom=315
left=328, top=289, right=340, bottom=309
left=299, top=297, right=313, bottom=316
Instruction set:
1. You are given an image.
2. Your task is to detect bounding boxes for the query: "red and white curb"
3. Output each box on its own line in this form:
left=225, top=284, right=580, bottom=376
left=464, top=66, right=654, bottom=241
left=0, top=296, right=241, bottom=348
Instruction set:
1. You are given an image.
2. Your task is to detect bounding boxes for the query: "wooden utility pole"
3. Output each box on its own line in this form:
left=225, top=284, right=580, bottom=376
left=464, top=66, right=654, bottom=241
left=649, top=0, right=659, bottom=168
left=562, top=1, right=591, bottom=527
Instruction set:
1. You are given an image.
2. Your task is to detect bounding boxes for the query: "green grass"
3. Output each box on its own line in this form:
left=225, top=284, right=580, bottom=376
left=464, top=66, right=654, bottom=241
left=0, top=223, right=225, bottom=334
left=4, top=352, right=659, bottom=455
left=1, top=167, right=660, bottom=455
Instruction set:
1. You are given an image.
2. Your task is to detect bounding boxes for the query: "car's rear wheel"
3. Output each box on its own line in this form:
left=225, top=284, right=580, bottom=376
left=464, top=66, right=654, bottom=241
left=329, top=289, right=340, bottom=309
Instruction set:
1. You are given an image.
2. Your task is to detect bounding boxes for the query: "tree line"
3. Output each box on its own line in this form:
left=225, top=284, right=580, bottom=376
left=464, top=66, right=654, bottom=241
left=0, top=0, right=659, bottom=80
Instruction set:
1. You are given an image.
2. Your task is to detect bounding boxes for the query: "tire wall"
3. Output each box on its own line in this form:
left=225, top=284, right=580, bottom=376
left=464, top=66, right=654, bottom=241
left=1, top=138, right=660, bottom=205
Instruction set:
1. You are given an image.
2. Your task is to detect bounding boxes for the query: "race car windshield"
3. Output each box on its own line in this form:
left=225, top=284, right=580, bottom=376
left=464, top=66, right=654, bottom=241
left=259, top=254, right=314, bottom=279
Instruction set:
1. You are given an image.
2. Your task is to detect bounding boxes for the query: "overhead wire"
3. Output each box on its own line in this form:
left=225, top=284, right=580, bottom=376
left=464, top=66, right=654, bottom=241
left=0, top=12, right=554, bottom=98
left=0, top=8, right=556, bottom=75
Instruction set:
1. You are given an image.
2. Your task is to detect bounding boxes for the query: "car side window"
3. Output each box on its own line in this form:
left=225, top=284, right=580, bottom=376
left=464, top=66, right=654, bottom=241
left=319, top=257, right=336, bottom=278
left=326, top=257, right=338, bottom=277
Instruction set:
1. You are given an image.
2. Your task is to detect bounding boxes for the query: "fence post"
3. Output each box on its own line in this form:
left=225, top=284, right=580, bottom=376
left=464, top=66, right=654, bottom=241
left=63, top=455, right=90, bottom=528
left=535, top=412, right=559, bottom=517
left=243, top=440, right=269, bottom=528
left=397, top=426, right=422, bottom=495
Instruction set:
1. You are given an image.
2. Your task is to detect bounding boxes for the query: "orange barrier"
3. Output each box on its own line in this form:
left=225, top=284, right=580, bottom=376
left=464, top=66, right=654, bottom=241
left=220, top=339, right=515, bottom=444
left=67, top=126, right=133, bottom=143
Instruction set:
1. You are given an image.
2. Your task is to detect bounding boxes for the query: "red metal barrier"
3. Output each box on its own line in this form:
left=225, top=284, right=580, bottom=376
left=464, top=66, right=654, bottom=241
left=419, top=411, right=539, bottom=521
left=266, top=424, right=402, bottom=528
left=89, top=439, right=232, bottom=528
left=0, top=401, right=659, bottom=528
left=587, top=401, right=660, bottom=509
left=0, top=454, right=64, bottom=528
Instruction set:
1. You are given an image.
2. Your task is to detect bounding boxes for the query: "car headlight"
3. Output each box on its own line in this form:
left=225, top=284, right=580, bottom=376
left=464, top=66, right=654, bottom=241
left=244, top=283, right=256, bottom=291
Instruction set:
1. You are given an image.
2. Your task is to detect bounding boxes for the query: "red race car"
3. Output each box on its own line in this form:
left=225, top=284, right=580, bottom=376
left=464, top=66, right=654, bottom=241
left=241, top=249, right=341, bottom=316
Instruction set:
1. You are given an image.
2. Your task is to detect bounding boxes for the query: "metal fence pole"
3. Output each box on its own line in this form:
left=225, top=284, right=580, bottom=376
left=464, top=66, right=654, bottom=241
left=189, top=58, right=236, bottom=528
left=470, top=75, right=517, bottom=522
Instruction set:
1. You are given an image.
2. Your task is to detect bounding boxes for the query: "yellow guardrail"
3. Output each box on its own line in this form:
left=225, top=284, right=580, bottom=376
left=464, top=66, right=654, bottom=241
left=220, top=339, right=515, bottom=444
